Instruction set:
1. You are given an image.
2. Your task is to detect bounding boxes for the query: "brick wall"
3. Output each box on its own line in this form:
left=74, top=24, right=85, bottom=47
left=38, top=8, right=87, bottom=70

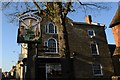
left=67, top=23, right=114, bottom=78
left=112, top=24, right=120, bottom=47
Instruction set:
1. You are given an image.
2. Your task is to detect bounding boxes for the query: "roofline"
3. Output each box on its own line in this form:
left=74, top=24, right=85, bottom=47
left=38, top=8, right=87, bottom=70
left=34, top=11, right=105, bottom=27
left=109, top=22, right=120, bottom=28
left=73, top=22, right=105, bottom=27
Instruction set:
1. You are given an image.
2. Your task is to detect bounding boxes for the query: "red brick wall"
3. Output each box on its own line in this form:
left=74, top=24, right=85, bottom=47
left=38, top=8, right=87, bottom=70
left=112, top=24, right=120, bottom=47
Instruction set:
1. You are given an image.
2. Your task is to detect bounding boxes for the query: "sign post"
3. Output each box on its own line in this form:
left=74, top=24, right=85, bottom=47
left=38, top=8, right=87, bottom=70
left=17, top=14, right=42, bottom=80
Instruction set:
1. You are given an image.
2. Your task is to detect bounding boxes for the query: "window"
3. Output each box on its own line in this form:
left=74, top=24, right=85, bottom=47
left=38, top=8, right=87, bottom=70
left=92, top=64, right=103, bottom=76
left=91, top=43, right=99, bottom=55
left=45, top=22, right=57, bottom=34
left=24, top=65, right=27, bottom=79
left=44, top=38, right=57, bottom=53
left=49, top=23, right=54, bottom=33
left=46, top=63, right=62, bottom=79
left=48, top=39, right=56, bottom=52
left=44, top=41, right=48, bottom=51
left=88, top=30, right=95, bottom=38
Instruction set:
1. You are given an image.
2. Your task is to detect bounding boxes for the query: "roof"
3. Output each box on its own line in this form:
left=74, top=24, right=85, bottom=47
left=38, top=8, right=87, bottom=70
left=73, top=22, right=105, bottom=27
left=35, top=11, right=105, bottom=28
left=113, top=47, right=120, bottom=56
left=110, top=6, right=120, bottom=28
left=108, top=44, right=116, bottom=56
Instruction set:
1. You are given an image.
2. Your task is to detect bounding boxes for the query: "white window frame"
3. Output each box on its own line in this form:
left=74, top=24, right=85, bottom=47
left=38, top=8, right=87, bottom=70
left=44, top=38, right=58, bottom=54
left=44, top=41, right=48, bottom=51
left=45, top=22, right=57, bottom=34
left=92, top=64, right=103, bottom=76
left=90, top=43, right=99, bottom=55
left=88, top=30, right=95, bottom=38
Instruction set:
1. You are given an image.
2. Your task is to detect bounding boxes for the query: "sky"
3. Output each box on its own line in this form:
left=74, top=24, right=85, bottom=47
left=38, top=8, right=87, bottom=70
left=0, top=2, right=2, bottom=70
left=1, top=2, right=118, bottom=72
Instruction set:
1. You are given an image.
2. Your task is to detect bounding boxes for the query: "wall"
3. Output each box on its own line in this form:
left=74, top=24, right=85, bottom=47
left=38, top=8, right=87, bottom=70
left=67, top=22, right=114, bottom=79
left=112, top=24, right=120, bottom=47
left=26, top=13, right=114, bottom=79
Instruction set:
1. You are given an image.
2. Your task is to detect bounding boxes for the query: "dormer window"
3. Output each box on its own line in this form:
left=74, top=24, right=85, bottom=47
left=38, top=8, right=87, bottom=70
left=45, top=22, right=57, bottom=34
left=88, top=30, right=95, bottom=38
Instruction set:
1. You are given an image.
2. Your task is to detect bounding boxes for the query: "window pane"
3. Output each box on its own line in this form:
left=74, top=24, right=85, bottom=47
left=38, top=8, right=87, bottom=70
left=94, top=70, right=101, bottom=74
left=48, top=39, right=56, bottom=52
left=93, top=64, right=102, bottom=75
left=46, top=63, right=62, bottom=78
left=45, top=25, right=47, bottom=33
left=44, top=41, right=47, bottom=46
left=88, top=30, right=94, bottom=36
left=91, top=44, right=98, bottom=55
left=55, top=25, right=57, bottom=33
left=93, top=64, right=101, bottom=70
left=44, top=41, right=48, bottom=51
left=49, top=23, right=54, bottom=33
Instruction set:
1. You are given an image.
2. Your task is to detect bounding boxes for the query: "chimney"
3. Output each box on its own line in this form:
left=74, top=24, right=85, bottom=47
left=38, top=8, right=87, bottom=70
left=85, top=15, right=92, bottom=24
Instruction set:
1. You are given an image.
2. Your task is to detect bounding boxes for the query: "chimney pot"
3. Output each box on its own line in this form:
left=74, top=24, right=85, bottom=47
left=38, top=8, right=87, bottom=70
left=86, top=15, right=92, bottom=24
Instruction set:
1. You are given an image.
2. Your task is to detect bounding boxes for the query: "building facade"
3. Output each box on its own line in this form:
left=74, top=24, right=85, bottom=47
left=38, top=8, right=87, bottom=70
left=19, top=13, right=114, bottom=80
left=110, top=5, right=120, bottom=79
left=9, top=43, right=28, bottom=80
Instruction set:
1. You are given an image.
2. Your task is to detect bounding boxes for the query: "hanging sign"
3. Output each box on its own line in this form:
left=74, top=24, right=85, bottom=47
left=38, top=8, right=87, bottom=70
left=17, top=14, right=42, bottom=43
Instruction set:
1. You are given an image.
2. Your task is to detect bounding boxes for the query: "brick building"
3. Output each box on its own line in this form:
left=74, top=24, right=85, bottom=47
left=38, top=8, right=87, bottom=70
left=17, top=12, right=114, bottom=80
left=110, top=5, right=120, bottom=78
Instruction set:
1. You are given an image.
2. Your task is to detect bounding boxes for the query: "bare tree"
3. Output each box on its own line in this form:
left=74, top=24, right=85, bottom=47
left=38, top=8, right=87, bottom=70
left=1, top=1, right=111, bottom=58
left=1, top=1, right=112, bottom=79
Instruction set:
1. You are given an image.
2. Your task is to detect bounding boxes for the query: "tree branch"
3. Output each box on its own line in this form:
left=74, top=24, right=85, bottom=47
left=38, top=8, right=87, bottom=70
left=64, top=2, right=71, bottom=18
left=20, top=9, right=38, bottom=15
left=32, top=0, right=41, bottom=14
left=1, top=2, right=11, bottom=10
left=77, top=0, right=106, bottom=9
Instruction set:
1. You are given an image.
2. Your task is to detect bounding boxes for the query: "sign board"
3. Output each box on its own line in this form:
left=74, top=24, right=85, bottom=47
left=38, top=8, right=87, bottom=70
left=17, top=14, right=42, bottom=43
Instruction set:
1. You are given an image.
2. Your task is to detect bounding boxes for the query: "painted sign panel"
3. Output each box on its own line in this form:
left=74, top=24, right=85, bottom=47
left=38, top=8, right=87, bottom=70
left=17, top=14, right=42, bottom=43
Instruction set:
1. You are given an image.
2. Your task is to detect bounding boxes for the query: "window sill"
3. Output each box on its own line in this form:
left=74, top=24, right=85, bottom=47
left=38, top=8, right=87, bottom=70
left=92, top=54, right=99, bottom=56
left=45, top=33, right=58, bottom=34
left=88, top=36, right=95, bottom=38
left=93, top=74, right=103, bottom=76
left=45, top=52, right=59, bottom=54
